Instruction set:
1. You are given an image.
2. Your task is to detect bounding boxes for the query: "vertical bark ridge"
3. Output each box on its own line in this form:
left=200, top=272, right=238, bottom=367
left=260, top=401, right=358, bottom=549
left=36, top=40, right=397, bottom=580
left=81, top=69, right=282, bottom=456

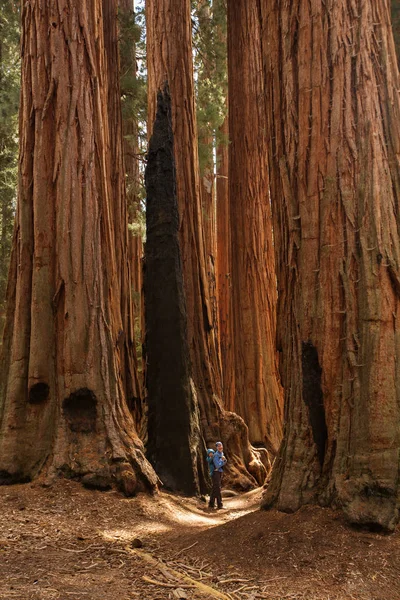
left=103, top=0, right=142, bottom=429
left=227, top=0, right=283, bottom=454
left=216, top=113, right=234, bottom=408
left=118, top=0, right=146, bottom=435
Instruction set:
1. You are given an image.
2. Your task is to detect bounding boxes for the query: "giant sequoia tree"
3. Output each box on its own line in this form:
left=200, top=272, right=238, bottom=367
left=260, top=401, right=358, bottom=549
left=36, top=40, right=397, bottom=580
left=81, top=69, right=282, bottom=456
left=227, top=0, right=283, bottom=454
left=146, top=0, right=269, bottom=489
left=0, top=0, right=157, bottom=495
left=262, top=0, right=400, bottom=531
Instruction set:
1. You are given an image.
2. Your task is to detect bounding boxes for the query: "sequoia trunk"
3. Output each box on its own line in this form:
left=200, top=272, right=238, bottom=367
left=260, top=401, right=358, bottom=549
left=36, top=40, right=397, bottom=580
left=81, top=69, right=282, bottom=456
left=146, top=0, right=269, bottom=488
left=262, top=0, right=400, bottom=531
left=216, top=114, right=234, bottom=408
left=0, top=0, right=157, bottom=495
left=103, top=0, right=142, bottom=431
left=227, top=0, right=283, bottom=454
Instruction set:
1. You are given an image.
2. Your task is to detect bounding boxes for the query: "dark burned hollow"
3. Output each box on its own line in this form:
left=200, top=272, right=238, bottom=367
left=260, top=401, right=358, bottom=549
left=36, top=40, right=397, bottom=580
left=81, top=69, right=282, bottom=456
left=28, top=382, right=50, bottom=404
left=348, top=520, right=392, bottom=535
left=63, top=388, right=97, bottom=433
left=302, top=341, right=327, bottom=466
left=0, top=470, right=31, bottom=485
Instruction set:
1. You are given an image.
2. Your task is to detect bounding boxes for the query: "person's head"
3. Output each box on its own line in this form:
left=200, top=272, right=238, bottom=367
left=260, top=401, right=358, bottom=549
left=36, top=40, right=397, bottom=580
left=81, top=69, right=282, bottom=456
left=216, top=441, right=223, bottom=452
left=207, top=448, right=215, bottom=458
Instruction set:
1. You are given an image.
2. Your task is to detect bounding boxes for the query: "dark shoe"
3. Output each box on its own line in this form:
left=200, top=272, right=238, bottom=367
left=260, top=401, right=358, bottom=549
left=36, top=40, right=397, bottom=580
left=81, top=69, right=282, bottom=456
left=208, top=504, right=215, bottom=509
left=216, top=505, right=224, bottom=510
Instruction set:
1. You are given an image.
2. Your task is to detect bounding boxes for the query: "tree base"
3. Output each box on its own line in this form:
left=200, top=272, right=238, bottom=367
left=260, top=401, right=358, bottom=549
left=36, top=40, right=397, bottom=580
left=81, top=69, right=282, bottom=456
left=261, top=473, right=399, bottom=533
left=206, top=407, right=271, bottom=490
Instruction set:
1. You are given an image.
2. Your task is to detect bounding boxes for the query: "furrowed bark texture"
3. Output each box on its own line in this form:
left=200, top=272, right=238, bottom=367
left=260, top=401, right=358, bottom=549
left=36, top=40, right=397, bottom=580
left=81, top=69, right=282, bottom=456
left=214, top=1, right=234, bottom=412
left=262, top=0, right=400, bottom=531
left=227, top=0, right=283, bottom=454
left=216, top=114, right=235, bottom=409
left=103, top=0, right=142, bottom=433
left=0, top=0, right=157, bottom=496
left=146, top=0, right=269, bottom=489
left=144, top=86, right=207, bottom=496
left=118, top=0, right=145, bottom=433
left=200, top=135, right=219, bottom=348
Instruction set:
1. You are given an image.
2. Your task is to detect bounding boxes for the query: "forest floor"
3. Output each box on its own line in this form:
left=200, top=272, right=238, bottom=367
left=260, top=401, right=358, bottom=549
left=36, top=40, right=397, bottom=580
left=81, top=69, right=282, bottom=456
left=0, top=480, right=399, bottom=600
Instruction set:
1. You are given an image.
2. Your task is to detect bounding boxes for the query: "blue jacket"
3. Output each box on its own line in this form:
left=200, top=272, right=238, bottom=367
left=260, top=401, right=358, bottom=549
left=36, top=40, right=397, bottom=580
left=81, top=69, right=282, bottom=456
left=213, top=450, right=226, bottom=472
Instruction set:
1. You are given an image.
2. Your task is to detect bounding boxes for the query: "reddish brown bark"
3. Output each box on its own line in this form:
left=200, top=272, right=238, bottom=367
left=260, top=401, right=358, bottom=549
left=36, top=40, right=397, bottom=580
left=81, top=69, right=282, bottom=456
left=199, top=134, right=217, bottom=317
left=216, top=114, right=235, bottom=408
left=227, top=0, right=283, bottom=454
left=118, top=0, right=145, bottom=431
left=0, top=0, right=157, bottom=495
left=200, top=143, right=220, bottom=359
left=146, top=0, right=269, bottom=488
left=103, top=0, right=142, bottom=427
left=262, top=0, right=400, bottom=531
left=118, top=0, right=143, bottom=300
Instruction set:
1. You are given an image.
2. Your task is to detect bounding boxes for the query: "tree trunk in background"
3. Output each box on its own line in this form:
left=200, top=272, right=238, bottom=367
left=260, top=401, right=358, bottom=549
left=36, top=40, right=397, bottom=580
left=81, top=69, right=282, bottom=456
left=144, top=86, right=207, bottom=495
left=262, top=0, right=400, bottom=531
left=118, top=0, right=145, bottom=433
left=118, top=0, right=143, bottom=297
left=391, top=0, right=400, bottom=65
left=195, top=1, right=219, bottom=340
left=103, top=0, right=142, bottom=435
left=200, top=139, right=219, bottom=341
left=227, top=0, right=283, bottom=455
left=146, top=0, right=270, bottom=489
left=0, top=0, right=157, bottom=496
left=216, top=114, right=234, bottom=409
left=213, top=0, right=234, bottom=411
left=0, top=10, right=19, bottom=332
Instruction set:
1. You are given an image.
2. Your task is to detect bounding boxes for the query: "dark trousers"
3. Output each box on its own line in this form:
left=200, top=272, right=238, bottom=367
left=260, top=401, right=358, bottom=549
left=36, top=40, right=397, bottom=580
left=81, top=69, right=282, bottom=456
left=209, top=471, right=223, bottom=508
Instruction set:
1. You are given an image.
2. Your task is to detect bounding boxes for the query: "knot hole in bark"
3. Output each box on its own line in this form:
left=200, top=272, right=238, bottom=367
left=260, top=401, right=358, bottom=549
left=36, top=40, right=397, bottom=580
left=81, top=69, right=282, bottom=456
left=28, top=382, right=49, bottom=404
left=63, top=389, right=97, bottom=433
left=301, top=342, right=327, bottom=466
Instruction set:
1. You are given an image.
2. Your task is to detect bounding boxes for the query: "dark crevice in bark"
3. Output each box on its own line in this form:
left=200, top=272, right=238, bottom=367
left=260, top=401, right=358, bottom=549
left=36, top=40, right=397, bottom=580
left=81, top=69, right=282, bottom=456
left=144, top=84, right=207, bottom=497
left=28, top=382, right=50, bottom=404
left=301, top=342, right=327, bottom=466
left=63, top=389, right=97, bottom=434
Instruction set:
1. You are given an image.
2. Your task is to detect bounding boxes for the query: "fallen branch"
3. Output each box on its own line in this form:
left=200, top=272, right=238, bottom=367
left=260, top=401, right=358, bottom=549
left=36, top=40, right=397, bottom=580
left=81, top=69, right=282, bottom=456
left=142, top=576, right=194, bottom=589
left=127, top=546, right=232, bottom=600
left=168, top=561, right=212, bottom=578
left=60, top=544, right=99, bottom=553
left=172, top=541, right=198, bottom=558
left=77, top=562, right=101, bottom=571
left=219, top=578, right=252, bottom=584
left=232, top=584, right=248, bottom=594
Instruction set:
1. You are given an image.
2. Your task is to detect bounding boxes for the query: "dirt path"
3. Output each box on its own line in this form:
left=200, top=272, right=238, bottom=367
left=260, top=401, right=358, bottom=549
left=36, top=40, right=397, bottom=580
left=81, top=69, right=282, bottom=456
left=0, top=480, right=399, bottom=600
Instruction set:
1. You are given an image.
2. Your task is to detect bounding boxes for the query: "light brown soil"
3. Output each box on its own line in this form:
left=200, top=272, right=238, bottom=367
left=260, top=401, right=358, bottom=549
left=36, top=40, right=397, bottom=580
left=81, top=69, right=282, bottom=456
left=0, top=480, right=399, bottom=600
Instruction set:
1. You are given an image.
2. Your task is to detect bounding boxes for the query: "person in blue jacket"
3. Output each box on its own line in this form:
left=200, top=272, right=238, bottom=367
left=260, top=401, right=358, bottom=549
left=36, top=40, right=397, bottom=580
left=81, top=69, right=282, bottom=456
left=208, top=441, right=227, bottom=509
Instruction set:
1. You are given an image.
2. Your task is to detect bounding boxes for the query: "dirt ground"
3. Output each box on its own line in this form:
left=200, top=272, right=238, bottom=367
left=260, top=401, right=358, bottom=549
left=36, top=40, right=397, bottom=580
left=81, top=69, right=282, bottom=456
left=0, top=480, right=399, bottom=600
